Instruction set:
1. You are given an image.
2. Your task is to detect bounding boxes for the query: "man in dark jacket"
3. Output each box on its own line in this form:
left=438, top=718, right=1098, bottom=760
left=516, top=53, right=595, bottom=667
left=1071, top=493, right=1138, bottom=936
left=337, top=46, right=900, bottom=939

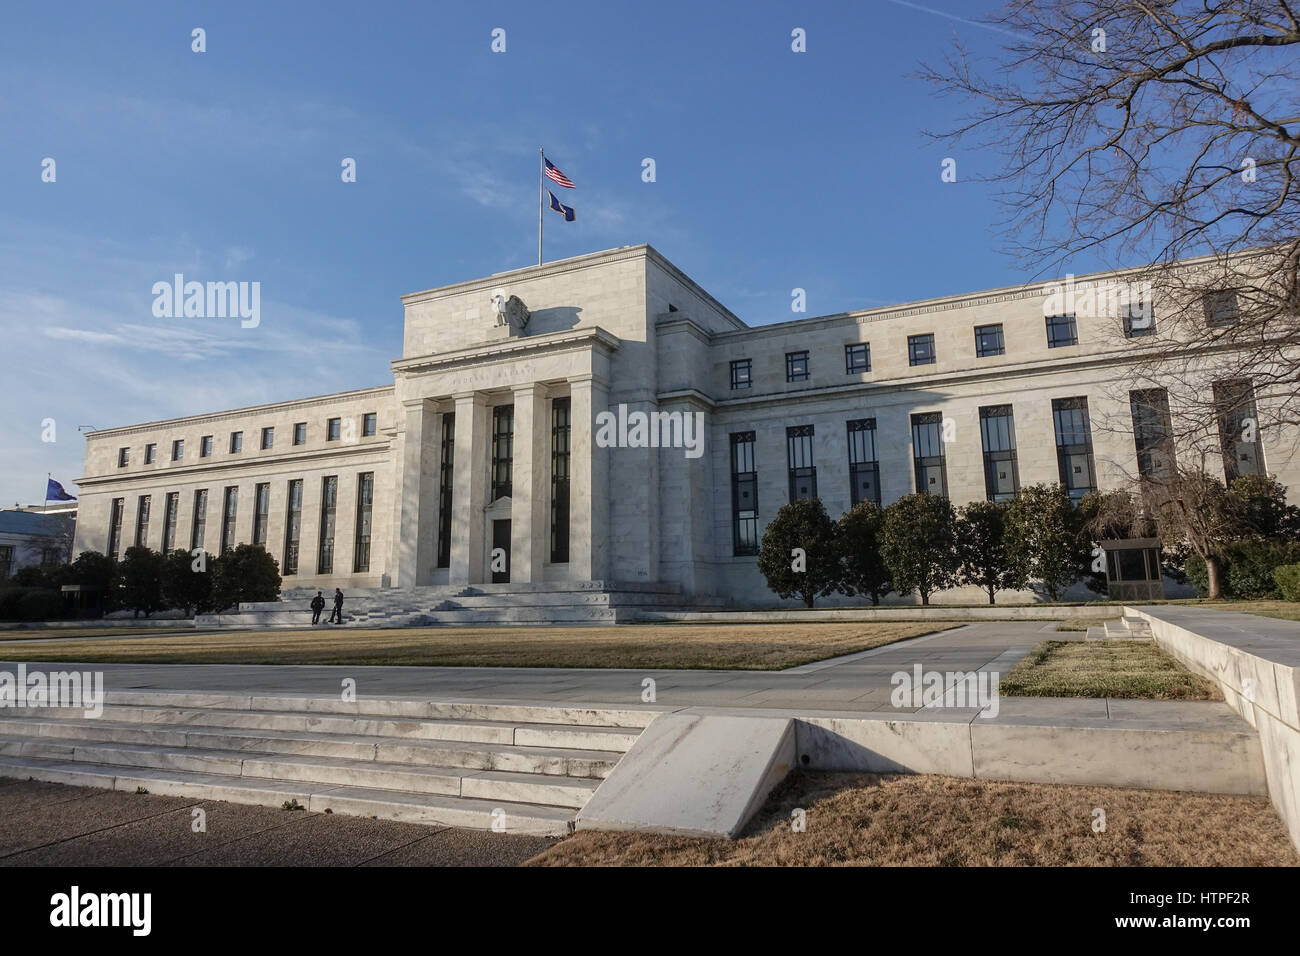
left=310, top=591, right=325, bottom=625
left=329, top=588, right=344, bottom=624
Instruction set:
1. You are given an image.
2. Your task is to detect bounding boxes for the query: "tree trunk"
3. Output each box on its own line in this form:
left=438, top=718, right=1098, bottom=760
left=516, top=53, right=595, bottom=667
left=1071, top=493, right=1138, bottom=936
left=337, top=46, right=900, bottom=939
left=987, top=587, right=996, bottom=605
left=1205, top=555, right=1224, bottom=599
left=871, top=592, right=880, bottom=606
left=919, top=588, right=930, bottom=606
left=803, top=592, right=815, bottom=608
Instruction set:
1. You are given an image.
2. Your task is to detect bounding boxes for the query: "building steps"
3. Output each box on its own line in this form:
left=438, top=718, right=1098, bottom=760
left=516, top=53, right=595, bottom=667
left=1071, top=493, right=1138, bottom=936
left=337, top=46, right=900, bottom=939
left=197, top=582, right=728, bottom=629
left=1102, top=616, right=1154, bottom=640
left=0, top=693, right=654, bottom=836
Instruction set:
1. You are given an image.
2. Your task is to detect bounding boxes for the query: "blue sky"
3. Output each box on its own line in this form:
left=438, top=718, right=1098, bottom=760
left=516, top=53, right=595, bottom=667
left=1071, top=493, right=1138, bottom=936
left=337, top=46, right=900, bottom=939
left=0, top=0, right=1115, bottom=505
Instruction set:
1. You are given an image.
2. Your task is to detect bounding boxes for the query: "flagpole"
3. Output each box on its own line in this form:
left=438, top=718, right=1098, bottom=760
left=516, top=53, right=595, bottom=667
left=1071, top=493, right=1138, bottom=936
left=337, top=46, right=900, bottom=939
left=538, top=147, right=544, bottom=266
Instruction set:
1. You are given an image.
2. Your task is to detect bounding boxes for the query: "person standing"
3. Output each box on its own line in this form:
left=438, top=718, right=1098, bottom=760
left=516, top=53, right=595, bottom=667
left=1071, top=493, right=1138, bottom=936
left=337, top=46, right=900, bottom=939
left=329, top=587, right=344, bottom=624
left=310, top=591, right=325, bottom=625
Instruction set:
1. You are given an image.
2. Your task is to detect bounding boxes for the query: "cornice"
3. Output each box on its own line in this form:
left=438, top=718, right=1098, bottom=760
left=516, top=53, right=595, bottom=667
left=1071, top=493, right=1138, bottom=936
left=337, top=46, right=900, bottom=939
left=392, top=326, right=622, bottom=375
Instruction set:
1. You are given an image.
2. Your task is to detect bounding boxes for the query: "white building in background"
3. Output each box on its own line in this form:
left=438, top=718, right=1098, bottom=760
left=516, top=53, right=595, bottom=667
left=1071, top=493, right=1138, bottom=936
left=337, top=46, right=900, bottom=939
left=71, top=245, right=1299, bottom=605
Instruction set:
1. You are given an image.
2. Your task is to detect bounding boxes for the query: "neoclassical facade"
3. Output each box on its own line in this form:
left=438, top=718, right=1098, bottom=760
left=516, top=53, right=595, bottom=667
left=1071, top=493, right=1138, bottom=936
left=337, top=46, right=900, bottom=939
left=73, top=244, right=1300, bottom=604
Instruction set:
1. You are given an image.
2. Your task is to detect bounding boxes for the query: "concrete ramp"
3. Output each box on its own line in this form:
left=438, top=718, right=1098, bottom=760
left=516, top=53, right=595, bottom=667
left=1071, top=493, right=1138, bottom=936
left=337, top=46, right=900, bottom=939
left=576, top=713, right=795, bottom=839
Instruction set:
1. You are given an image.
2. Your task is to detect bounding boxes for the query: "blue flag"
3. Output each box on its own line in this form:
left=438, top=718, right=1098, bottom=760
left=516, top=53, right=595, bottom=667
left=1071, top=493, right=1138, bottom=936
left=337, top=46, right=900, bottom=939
left=46, top=478, right=76, bottom=502
left=547, top=189, right=575, bottom=222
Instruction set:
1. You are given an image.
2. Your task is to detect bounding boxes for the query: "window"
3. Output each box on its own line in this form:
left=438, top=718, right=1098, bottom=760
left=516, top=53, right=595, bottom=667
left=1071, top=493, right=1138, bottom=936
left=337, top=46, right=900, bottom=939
left=200, top=435, right=213, bottom=458
left=144, top=443, right=157, bottom=465
left=845, top=343, right=870, bottom=374
left=974, top=324, right=1004, bottom=358
left=190, top=489, right=208, bottom=550
left=847, top=419, right=880, bottom=506
left=979, top=405, right=1019, bottom=502
left=362, top=412, right=377, bottom=437
left=551, top=398, right=571, bottom=564
left=730, top=432, right=759, bottom=556
left=1204, top=290, right=1240, bottom=327
left=1052, top=397, right=1097, bottom=501
left=134, top=495, right=151, bottom=547
left=729, top=359, right=752, bottom=390
left=40, top=548, right=61, bottom=567
left=220, top=486, right=238, bottom=554
left=108, top=498, right=125, bottom=559
left=229, top=431, right=243, bottom=454
left=283, top=479, right=303, bottom=575
left=785, top=351, right=810, bottom=382
left=117, top=447, right=129, bottom=468
left=1124, top=299, right=1156, bottom=338
left=1045, top=313, right=1078, bottom=348
left=911, top=412, right=948, bottom=497
left=293, top=422, right=307, bottom=446
left=1130, top=389, right=1175, bottom=480
left=1214, top=379, right=1264, bottom=479
left=491, top=405, right=514, bottom=500
left=252, top=482, right=270, bottom=547
left=162, top=492, right=179, bottom=552
left=908, top=334, right=936, bottom=367
left=327, top=418, right=341, bottom=441
left=0, top=546, right=12, bottom=581
left=436, top=413, right=455, bottom=569
left=787, top=425, right=817, bottom=502
left=354, top=472, right=374, bottom=572
left=318, top=476, right=338, bottom=573
left=172, top=439, right=184, bottom=461
left=260, top=427, right=274, bottom=450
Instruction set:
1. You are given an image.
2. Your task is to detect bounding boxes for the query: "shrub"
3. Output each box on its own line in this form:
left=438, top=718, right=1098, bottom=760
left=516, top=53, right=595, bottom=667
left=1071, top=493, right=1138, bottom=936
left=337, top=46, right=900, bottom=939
left=836, top=501, right=891, bottom=605
left=210, top=544, right=282, bottom=612
left=881, top=493, right=959, bottom=605
left=1273, top=563, right=1300, bottom=602
left=757, top=499, right=841, bottom=607
left=0, top=587, right=64, bottom=622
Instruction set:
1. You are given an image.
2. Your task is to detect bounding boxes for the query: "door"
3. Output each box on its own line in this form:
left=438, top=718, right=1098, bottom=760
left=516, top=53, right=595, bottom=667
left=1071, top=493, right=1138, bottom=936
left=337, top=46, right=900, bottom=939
left=491, top=519, right=511, bottom=583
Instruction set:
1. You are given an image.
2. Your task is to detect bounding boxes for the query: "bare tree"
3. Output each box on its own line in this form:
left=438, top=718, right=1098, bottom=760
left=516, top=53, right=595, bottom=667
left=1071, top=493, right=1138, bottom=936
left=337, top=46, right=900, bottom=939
left=921, top=1, right=1300, bottom=444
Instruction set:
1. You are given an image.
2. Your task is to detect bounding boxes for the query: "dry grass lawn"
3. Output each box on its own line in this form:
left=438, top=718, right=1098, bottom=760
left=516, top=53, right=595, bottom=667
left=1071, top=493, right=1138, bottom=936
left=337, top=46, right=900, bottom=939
left=0, top=622, right=954, bottom=669
left=527, top=771, right=1297, bottom=867
left=1000, top=639, right=1222, bottom=700
left=0, top=627, right=197, bottom=641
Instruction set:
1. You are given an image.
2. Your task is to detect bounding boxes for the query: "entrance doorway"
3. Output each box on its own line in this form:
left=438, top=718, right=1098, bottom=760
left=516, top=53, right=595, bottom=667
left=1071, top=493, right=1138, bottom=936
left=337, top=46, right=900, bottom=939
left=491, top=519, right=511, bottom=583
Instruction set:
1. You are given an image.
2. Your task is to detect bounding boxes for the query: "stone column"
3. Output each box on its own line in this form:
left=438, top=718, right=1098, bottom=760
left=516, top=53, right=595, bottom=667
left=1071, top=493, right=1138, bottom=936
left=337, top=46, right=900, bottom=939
left=393, top=398, right=438, bottom=587
left=568, top=375, right=609, bottom=582
left=449, top=391, right=489, bottom=585
left=510, top=383, right=549, bottom=582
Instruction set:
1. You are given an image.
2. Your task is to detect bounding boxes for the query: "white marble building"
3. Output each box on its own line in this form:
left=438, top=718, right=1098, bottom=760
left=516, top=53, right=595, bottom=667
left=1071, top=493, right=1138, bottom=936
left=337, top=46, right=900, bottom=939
left=72, top=244, right=1300, bottom=604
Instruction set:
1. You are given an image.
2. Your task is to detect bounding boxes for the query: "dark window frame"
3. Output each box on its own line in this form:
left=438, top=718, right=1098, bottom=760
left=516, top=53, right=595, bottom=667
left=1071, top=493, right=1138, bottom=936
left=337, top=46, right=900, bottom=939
left=845, top=343, right=871, bottom=374
left=1052, top=396, right=1097, bottom=501
left=979, top=404, right=1020, bottom=502
left=785, top=350, right=810, bottom=383
left=1045, top=313, right=1079, bottom=348
left=847, top=419, right=881, bottom=506
left=908, top=333, right=936, bottom=367
left=730, top=432, right=759, bottom=557
left=911, top=412, right=948, bottom=497
left=729, top=358, right=752, bottom=390
left=550, top=398, right=571, bottom=564
left=974, top=323, right=1005, bottom=358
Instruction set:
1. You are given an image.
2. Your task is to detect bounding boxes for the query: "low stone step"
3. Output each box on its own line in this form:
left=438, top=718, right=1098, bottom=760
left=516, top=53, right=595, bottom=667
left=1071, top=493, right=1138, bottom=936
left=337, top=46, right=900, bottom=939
left=0, top=734, right=600, bottom=807
left=0, top=754, right=575, bottom=835
left=103, top=691, right=660, bottom=730
left=0, top=705, right=642, bottom=751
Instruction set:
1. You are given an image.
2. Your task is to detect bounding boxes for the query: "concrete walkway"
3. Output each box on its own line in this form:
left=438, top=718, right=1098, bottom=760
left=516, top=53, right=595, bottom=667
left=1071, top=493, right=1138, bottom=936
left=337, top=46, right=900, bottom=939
left=0, top=622, right=1051, bottom=712
left=0, top=621, right=1249, bottom=731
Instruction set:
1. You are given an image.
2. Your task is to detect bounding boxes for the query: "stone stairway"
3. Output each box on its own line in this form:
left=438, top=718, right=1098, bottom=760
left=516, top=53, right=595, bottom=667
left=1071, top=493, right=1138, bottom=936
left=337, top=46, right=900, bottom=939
left=0, top=692, right=658, bottom=836
left=1085, top=615, right=1155, bottom=641
left=197, top=581, right=728, bottom=628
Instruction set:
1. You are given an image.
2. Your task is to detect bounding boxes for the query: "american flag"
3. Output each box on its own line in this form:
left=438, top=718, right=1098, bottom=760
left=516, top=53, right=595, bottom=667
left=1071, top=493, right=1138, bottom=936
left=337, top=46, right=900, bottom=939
left=544, top=158, right=575, bottom=188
